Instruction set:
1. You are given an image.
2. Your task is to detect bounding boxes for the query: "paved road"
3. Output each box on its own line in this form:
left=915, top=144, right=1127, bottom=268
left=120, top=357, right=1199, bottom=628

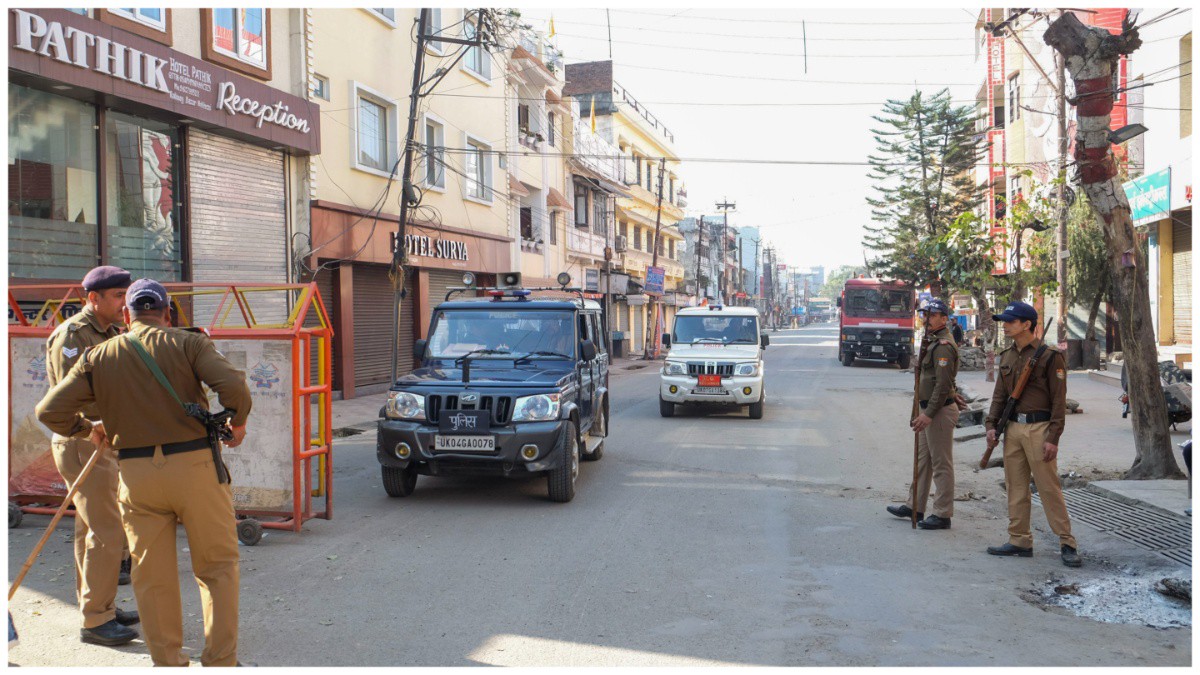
left=8, top=324, right=1189, bottom=666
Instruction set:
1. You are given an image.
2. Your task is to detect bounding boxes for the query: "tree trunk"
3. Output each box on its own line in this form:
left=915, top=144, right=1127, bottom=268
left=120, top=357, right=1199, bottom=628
left=1045, top=14, right=1181, bottom=479
left=974, top=290, right=997, bottom=382
left=1085, top=286, right=1104, bottom=342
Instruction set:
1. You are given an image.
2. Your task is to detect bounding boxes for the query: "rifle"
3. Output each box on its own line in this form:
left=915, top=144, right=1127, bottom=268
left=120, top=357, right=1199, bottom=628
left=184, top=403, right=235, bottom=484
left=979, top=318, right=1054, bottom=469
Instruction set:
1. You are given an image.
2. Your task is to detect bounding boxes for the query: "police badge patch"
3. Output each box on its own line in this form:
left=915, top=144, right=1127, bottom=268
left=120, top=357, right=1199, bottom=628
left=937, top=357, right=948, bottom=367
left=62, top=346, right=78, bottom=358
left=1056, top=369, right=1065, bottom=380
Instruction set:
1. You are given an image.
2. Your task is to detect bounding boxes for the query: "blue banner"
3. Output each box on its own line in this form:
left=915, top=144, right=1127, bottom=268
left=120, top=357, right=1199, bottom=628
left=1123, top=168, right=1171, bottom=226
left=645, top=266, right=665, bottom=296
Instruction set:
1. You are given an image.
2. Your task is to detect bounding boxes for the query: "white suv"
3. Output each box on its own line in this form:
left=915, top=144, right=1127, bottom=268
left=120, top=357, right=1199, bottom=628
left=659, top=305, right=768, bottom=419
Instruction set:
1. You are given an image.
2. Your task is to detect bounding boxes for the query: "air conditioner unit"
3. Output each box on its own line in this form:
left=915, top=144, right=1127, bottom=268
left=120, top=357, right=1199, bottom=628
left=613, top=235, right=628, bottom=252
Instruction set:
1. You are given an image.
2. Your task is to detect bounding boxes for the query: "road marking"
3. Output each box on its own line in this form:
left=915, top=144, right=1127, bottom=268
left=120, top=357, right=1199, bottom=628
left=468, top=634, right=747, bottom=666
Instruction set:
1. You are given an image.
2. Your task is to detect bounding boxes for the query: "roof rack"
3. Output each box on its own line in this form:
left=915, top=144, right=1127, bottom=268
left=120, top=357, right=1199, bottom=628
left=443, top=286, right=589, bottom=306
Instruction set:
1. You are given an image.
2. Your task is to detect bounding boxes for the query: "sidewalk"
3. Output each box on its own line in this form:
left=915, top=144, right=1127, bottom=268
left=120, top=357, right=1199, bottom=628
left=955, top=368, right=1192, bottom=520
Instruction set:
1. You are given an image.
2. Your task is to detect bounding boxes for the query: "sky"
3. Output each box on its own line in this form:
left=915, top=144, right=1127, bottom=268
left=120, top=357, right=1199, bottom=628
left=517, top=7, right=983, bottom=272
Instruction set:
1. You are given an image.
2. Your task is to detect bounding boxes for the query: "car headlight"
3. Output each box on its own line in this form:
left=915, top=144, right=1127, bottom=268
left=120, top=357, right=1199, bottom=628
left=663, top=361, right=687, bottom=375
left=734, top=363, right=759, bottom=377
left=512, top=393, right=561, bottom=422
left=385, top=391, right=426, bottom=420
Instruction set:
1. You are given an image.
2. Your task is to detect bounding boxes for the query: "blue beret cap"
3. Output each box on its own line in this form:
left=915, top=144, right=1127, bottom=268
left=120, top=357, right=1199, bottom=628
left=920, top=298, right=951, bottom=315
left=126, top=279, right=170, bottom=311
left=992, top=300, right=1038, bottom=323
left=81, top=266, right=132, bottom=292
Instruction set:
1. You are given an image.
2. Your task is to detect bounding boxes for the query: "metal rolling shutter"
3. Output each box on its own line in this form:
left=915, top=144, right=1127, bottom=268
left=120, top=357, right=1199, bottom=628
left=353, top=265, right=414, bottom=387
left=634, top=305, right=644, bottom=352
left=425, top=269, right=470, bottom=308
left=187, top=130, right=287, bottom=324
left=1173, top=217, right=1191, bottom=345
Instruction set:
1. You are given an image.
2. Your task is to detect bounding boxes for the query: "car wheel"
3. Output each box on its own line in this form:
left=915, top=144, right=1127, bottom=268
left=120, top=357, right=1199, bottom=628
left=749, top=396, right=764, bottom=419
left=659, top=397, right=675, bottom=417
left=897, top=354, right=911, bottom=369
left=841, top=352, right=855, bottom=367
left=548, top=421, right=579, bottom=503
left=382, top=464, right=418, bottom=498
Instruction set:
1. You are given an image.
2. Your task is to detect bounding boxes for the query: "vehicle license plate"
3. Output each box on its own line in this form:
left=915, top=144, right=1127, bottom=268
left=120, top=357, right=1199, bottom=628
left=871, top=346, right=884, bottom=353
left=693, top=386, right=727, bottom=395
left=698, top=374, right=722, bottom=387
left=433, top=435, right=495, bottom=451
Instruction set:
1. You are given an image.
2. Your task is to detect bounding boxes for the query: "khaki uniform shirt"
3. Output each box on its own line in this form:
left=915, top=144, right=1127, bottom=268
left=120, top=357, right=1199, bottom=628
left=918, top=325, right=958, bottom=417
left=36, top=320, right=253, bottom=450
left=45, top=307, right=121, bottom=420
left=985, top=339, right=1068, bottom=445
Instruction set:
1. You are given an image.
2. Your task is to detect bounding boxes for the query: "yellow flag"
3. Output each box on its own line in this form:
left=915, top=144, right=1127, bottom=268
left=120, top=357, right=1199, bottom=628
left=590, top=97, right=596, bottom=133
left=549, top=15, right=556, bottom=38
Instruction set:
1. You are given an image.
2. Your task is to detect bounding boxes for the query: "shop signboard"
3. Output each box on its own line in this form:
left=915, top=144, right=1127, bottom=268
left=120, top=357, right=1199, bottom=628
left=645, top=266, right=665, bottom=296
left=585, top=268, right=600, bottom=292
left=1123, top=168, right=1171, bottom=226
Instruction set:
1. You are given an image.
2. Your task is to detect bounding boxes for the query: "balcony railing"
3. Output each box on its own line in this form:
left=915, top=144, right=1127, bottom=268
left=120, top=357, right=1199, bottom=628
left=572, top=120, right=622, bottom=184
left=566, top=227, right=606, bottom=259
left=612, top=81, right=674, bottom=145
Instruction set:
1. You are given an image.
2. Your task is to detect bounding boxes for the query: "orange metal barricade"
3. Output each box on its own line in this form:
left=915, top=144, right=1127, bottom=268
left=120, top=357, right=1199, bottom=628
left=8, top=283, right=334, bottom=542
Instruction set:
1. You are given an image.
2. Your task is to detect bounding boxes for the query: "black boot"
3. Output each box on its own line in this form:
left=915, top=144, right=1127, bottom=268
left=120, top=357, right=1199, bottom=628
left=115, top=607, right=140, bottom=626
left=1061, top=545, right=1082, bottom=567
left=917, top=514, right=951, bottom=530
left=118, top=556, right=132, bottom=586
left=986, top=542, right=1033, bottom=557
left=80, top=619, right=138, bottom=646
left=886, top=504, right=924, bottom=521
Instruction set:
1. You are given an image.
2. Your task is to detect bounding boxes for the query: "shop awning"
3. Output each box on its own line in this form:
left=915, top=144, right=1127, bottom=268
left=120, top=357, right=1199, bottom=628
left=547, top=187, right=573, bottom=210
left=569, top=158, right=633, bottom=198
left=508, top=173, right=531, bottom=197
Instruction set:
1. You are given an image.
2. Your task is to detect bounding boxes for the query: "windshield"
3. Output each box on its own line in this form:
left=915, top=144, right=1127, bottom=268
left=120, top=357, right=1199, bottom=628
left=844, top=288, right=913, bottom=317
left=427, top=310, right=575, bottom=359
left=672, top=315, right=760, bottom=344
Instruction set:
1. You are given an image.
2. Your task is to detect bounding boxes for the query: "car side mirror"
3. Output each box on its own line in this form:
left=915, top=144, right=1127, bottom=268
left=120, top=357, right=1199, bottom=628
left=760, top=334, right=770, bottom=348
left=661, top=333, right=671, bottom=347
left=580, top=340, right=598, bottom=362
left=414, top=339, right=428, bottom=360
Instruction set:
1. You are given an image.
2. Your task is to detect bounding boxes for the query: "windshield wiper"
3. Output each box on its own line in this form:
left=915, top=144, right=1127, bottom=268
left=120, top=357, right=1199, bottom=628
left=513, top=350, right=573, bottom=364
left=691, top=337, right=726, bottom=343
left=454, top=349, right=511, bottom=384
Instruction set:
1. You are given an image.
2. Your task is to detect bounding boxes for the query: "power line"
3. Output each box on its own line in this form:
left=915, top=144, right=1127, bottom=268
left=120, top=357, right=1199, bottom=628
left=539, top=15, right=971, bottom=42
left=608, top=9, right=973, bottom=26
left=548, top=30, right=977, bottom=58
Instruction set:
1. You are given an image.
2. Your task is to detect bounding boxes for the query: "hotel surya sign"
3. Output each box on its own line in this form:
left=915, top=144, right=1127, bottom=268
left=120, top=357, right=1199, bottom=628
left=9, top=8, right=319, bottom=154
left=391, top=232, right=471, bottom=262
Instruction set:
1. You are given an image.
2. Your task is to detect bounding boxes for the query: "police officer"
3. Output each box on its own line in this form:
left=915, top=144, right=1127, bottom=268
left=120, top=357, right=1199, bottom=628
left=36, top=279, right=254, bottom=666
left=887, top=298, right=959, bottom=530
left=984, top=301, right=1081, bottom=567
left=45, top=266, right=138, bottom=646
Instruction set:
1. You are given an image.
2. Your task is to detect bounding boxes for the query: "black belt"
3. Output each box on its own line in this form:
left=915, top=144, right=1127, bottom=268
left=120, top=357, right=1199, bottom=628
left=118, top=437, right=210, bottom=460
left=919, top=398, right=955, bottom=407
left=1009, top=410, right=1052, bottom=423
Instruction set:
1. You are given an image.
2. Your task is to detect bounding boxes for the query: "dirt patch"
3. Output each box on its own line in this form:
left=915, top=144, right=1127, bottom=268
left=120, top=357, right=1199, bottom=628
left=1021, top=567, right=1191, bottom=629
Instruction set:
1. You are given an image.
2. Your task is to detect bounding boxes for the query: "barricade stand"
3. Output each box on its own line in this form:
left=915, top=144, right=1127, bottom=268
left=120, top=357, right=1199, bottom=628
left=8, top=283, right=333, bottom=544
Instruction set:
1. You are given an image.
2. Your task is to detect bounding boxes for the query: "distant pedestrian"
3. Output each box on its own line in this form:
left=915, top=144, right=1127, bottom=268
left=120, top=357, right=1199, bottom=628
left=984, top=301, right=1080, bottom=567
left=887, top=298, right=958, bottom=530
left=951, top=319, right=964, bottom=345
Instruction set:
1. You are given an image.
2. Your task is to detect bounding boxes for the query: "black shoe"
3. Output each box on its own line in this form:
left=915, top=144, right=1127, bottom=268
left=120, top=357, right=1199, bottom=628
left=118, top=556, right=132, bottom=586
left=1061, top=545, right=1082, bottom=567
left=80, top=619, right=138, bottom=646
left=115, top=607, right=140, bottom=626
left=917, top=515, right=951, bottom=530
left=886, top=505, right=924, bottom=521
left=986, top=542, right=1033, bottom=557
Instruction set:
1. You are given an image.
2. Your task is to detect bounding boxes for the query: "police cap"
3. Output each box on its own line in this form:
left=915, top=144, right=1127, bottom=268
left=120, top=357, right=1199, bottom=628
left=992, top=300, right=1038, bottom=324
left=81, top=266, right=132, bottom=292
left=920, top=298, right=951, bottom=316
left=126, top=279, right=170, bottom=311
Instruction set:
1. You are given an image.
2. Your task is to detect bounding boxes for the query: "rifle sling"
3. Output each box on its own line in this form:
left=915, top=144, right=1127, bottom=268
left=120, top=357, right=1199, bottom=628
left=123, top=333, right=187, bottom=411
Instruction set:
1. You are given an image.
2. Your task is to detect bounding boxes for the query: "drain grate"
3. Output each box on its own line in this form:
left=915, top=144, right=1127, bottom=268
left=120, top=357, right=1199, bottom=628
left=1033, top=488, right=1191, bottom=567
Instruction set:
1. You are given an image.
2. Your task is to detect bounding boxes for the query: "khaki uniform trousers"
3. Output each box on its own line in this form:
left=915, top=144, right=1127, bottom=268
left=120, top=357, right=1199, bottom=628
left=907, top=403, right=958, bottom=518
left=49, top=436, right=127, bottom=629
left=1002, top=421, right=1077, bottom=549
left=117, top=446, right=239, bottom=667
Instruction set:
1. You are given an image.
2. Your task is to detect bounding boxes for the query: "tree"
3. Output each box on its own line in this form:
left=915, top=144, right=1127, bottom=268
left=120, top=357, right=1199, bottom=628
left=1064, top=193, right=1110, bottom=341
left=864, top=90, right=987, bottom=295
left=1044, top=12, right=1180, bottom=479
left=820, top=264, right=866, bottom=300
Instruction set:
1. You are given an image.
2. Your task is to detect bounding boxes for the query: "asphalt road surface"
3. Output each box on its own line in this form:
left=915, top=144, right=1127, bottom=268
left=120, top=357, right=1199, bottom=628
left=8, top=324, right=1190, bottom=666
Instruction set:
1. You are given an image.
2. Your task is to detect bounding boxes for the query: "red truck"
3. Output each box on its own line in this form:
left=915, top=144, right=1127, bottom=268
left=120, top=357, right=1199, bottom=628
left=836, top=277, right=916, bottom=368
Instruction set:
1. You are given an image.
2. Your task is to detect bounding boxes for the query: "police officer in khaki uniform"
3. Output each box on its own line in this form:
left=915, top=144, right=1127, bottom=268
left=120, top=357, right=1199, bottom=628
left=45, top=266, right=139, bottom=646
left=984, top=301, right=1081, bottom=567
left=887, top=298, right=959, bottom=529
left=37, top=279, right=253, bottom=666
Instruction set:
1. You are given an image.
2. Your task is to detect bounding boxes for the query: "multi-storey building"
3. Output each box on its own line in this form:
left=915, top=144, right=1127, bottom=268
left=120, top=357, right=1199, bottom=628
left=737, top=226, right=763, bottom=300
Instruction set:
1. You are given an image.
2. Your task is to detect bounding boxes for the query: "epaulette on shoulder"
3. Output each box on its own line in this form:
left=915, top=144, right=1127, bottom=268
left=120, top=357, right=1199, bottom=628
left=938, top=338, right=953, bottom=346
left=182, top=326, right=210, bottom=336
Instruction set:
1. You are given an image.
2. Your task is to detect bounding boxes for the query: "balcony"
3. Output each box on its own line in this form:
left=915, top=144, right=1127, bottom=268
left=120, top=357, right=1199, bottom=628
left=612, top=80, right=675, bottom=146
left=566, top=226, right=606, bottom=261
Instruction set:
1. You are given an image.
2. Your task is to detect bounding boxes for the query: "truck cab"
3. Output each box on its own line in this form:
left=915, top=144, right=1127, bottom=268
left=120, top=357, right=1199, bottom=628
left=658, top=305, right=768, bottom=419
left=837, top=278, right=915, bottom=368
left=376, top=287, right=608, bottom=503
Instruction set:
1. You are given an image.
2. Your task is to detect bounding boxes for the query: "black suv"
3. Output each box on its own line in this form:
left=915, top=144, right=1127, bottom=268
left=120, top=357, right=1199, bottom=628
left=376, top=288, right=610, bottom=503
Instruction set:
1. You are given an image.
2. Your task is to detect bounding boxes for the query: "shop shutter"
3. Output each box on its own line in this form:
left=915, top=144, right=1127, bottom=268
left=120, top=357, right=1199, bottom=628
left=353, top=265, right=414, bottom=388
left=1173, top=217, right=1191, bottom=345
left=634, top=305, right=644, bottom=353
left=425, top=269, right=471, bottom=308
left=299, top=269, right=337, bottom=389
left=187, top=130, right=288, bottom=325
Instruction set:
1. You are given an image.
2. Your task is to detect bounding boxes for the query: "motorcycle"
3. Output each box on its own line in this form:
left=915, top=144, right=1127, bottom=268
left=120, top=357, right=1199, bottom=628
left=1120, top=360, right=1192, bottom=429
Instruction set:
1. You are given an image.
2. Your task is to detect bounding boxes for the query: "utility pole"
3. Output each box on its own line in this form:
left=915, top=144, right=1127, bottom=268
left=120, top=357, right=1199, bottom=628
left=602, top=194, right=613, bottom=355
left=642, top=158, right=666, bottom=360
left=715, top=199, right=736, bottom=304
left=695, top=215, right=705, bottom=301
left=752, top=237, right=761, bottom=304
left=1055, top=50, right=1070, bottom=347
left=738, top=237, right=744, bottom=306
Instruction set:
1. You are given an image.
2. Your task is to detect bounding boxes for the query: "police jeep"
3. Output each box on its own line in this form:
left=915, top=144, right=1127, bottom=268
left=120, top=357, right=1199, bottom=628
left=376, top=274, right=609, bottom=503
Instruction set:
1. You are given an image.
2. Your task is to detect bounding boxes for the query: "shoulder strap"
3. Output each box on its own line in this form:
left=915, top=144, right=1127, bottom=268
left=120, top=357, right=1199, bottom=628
left=124, top=333, right=187, bottom=410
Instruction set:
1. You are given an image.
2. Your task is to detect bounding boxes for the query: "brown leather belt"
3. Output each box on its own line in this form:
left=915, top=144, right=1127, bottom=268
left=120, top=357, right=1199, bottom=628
left=118, top=437, right=210, bottom=460
left=919, top=398, right=955, bottom=407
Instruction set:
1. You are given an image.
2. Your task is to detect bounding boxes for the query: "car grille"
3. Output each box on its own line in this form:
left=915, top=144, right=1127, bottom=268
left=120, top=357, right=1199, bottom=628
left=855, top=329, right=908, bottom=343
left=427, top=394, right=513, bottom=425
left=686, top=362, right=735, bottom=376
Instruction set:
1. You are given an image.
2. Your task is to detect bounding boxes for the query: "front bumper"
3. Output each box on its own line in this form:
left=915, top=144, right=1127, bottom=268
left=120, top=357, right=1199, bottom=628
left=660, top=374, right=763, bottom=405
left=842, top=341, right=911, bottom=360
left=376, top=418, right=571, bottom=477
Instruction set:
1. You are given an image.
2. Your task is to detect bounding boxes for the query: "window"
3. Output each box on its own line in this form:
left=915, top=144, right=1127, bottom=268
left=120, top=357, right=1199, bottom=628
left=592, top=191, right=606, bottom=236
left=634, top=227, right=642, bottom=251
left=112, top=8, right=165, bottom=30
left=549, top=212, right=558, bottom=245
left=212, top=8, right=267, bottom=69
left=634, top=155, right=641, bottom=185
left=520, top=207, right=534, bottom=241
left=669, top=177, right=675, bottom=202
left=646, top=159, right=654, bottom=192
left=669, top=239, right=676, bottom=260
left=66, top=9, right=89, bottom=16
left=574, top=186, right=588, bottom=227
left=368, top=8, right=397, bottom=26
left=105, top=112, right=182, bottom=280
left=1007, top=73, right=1020, bottom=123
left=424, top=8, right=445, bottom=54
left=547, top=112, right=556, bottom=147
left=619, top=222, right=628, bottom=238
left=357, top=96, right=390, bottom=173
left=422, top=117, right=445, bottom=188
left=464, top=135, right=493, bottom=202
left=463, top=19, right=491, bottom=81
left=312, top=74, right=330, bottom=101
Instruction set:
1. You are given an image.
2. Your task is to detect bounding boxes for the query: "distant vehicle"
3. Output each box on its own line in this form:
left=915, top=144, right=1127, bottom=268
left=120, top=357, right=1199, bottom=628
left=807, top=297, right=833, bottom=322
left=836, top=277, right=915, bottom=368
left=376, top=284, right=608, bottom=503
left=659, top=305, right=768, bottom=419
